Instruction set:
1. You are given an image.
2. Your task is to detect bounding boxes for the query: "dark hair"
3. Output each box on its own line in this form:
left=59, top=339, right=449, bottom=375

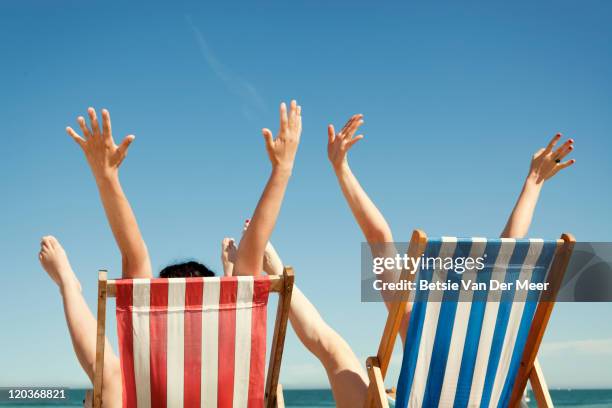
left=159, top=261, right=215, bottom=278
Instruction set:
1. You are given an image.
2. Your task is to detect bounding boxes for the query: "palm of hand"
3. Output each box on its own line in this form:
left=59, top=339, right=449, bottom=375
left=327, top=114, right=365, bottom=170
left=262, top=101, right=302, bottom=170
left=66, top=108, right=134, bottom=178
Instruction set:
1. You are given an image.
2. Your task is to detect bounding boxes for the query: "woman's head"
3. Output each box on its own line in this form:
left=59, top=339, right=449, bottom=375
left=159, top=261, right=215, bottom=278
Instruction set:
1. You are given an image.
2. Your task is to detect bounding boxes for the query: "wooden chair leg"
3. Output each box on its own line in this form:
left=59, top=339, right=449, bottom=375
left=93, top=270, right=108, bottom=408
left=275, top=383, right=285, bottom=408
left=365, top=357, right=389, bottom=408
left=509, top=234, right=574, bottom=406
left=364, top=230, right=428, bottom=408
left=265, top=267, right=294, bottom=408
left=529, top=358, right=553, bottom=407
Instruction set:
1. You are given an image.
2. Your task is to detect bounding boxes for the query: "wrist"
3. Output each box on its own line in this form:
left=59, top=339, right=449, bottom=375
left=94, top=170, right=120, bottom=187
left=333, top=160, right=350, bottom=175
left=523, top=174, right=544, bottom=197
left=524, top=173, right=544, bottom=189
left=271, top=165, right=293, bottom=179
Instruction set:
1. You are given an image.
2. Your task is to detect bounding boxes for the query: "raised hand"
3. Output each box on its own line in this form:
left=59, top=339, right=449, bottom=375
left=262, top=100, right=302, bottom=173
left=66, top=107, right=151, bottom=279
left=528, top=133, right=575, bottom=184
left=233, top=100, right=301, bottom=276
left=501, top=133, right=576, bottom=239
left=327, top=114, right=364, bottom=171
left=66, top=108, right=135, bottom=180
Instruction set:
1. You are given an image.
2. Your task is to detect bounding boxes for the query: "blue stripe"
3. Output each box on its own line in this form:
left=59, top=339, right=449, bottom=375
left=496, top=241, right=558, bottom=407
left=452, top=240, right=502, bottom=408
left=395, top=240, right=443, bottom=408
left=479, top=240, right=530, bottom=407
left=422, top=239, right=473, bottom=407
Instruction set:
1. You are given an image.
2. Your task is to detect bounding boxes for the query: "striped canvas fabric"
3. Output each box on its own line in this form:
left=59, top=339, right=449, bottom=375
left=115, top=276, right=271, bottom=408
left=395, top=237, right=558, bottom=408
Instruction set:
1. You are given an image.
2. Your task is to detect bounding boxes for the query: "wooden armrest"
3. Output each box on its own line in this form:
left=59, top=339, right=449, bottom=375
left=365, top=357, right=390, bottom=408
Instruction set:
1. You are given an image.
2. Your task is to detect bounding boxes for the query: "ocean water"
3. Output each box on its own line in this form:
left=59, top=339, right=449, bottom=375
left=1, top=388, right=611, bottom=407
left=283, top=389, right=612, bottom=407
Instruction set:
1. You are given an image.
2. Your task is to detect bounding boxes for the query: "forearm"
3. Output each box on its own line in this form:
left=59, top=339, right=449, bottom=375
left=95, top=174, right=152, bottom=278
left=334, top=163, right=393, bottom=243
left=501, top=176, right=543, bottom=239
left=60, top=284, right=120, bottom=383
left=235, top=168, right=291, bottom=276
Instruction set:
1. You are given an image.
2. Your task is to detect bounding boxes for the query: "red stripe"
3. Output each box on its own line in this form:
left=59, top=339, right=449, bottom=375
left=149, top=280, right=169, bottom=408
left=217, top=278, right=238, bottom=408
left=116, top=281, right=137, bottom=408
left=248, top=277, right=271, bottom=407
left=183, top=278, right=203, bottom=408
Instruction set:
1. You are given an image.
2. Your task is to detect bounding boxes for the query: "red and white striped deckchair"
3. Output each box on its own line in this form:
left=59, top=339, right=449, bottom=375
left=92, top=268, right=294, bottom=408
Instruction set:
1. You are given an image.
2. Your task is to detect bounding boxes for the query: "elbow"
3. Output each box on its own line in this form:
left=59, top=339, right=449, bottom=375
left=500, top=220, right=528, bottom=239
left=500, top=228, right=526, bottom=240
left=121, top=252, right=153, bottom=279
left=233, top=258, right=260, bottom=277
left=365, top=228, right=393, bottom=244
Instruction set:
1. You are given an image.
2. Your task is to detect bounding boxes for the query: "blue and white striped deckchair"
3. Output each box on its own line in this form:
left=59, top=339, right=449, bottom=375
left=365, top=230, right=575, bottom=408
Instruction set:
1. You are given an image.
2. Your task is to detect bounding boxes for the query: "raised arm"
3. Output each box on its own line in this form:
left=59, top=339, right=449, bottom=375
left=501, top=133, right=575, bottom=239
left=66, top=108, right=152, bottom=279
left=233, top=100, right=302, bottom=276
left=328, top=114, right=394, bottom=244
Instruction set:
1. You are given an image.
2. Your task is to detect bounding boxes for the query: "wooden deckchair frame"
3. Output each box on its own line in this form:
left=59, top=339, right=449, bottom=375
left=93, top=267, right=294, bottom=408
left=364, top=230, right=575, bottom=408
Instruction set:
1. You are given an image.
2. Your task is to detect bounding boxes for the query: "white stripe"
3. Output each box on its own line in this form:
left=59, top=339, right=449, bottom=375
left=488, top=239, right=543, bottom=408
left=467, top=239, right=516, bottom=407
left=201, top=279, right=220, bottom=408
left=409, top=238, right=458, bottom=406
left=167, top=278, right=186, bottom=408
left=132, top=279, right=152, bottom=408
left=233, top=277, right=255, bottom=407
left=438, top=238, right=487, bottom=407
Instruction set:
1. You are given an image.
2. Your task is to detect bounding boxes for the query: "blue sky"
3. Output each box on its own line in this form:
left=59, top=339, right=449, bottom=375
left=1, top=0, right=611, bottom=389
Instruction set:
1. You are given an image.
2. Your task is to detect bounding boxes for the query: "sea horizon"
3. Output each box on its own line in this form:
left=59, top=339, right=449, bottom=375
left=2, top=388, right=612, bottom=407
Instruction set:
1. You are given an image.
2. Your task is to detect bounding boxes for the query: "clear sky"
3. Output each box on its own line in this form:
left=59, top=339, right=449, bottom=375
left=1, top=0, right=611, bottom=389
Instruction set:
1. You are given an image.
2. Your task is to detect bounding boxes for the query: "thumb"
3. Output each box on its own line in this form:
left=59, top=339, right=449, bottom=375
left=262, top=128, right=274, bottom=147
left=117, top=135, right=135, bottom=156
left=328, top=124, right=335, bottom=144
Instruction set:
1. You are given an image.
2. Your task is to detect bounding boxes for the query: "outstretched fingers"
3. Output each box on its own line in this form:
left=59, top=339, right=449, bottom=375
left=87, top=108, right=101, bottom=138
left=545, top=133, right=562, bottom=152
left=77, top=116, right=92, bottom=139
left=347, top=116, right=364, bottom=139
left=288, top=100, right=298, bottom=130
left=347, top=134, right=364, bottom=149
left=339, top=114, right=358, bottom=137
left=554, top=139, right=574, bottom=160
left=342, top=114, right=364, bottom=139
left=66, top=127, right=85, bottom=147
left=557, top=159, right=576, bottom=170
left=329, top=114, right=365, bottom=149
left=101, top=109, right=113, bottom=141
left=279, top=102, right=288, bottom=132
left=550, top=136, right=576, bottom=177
